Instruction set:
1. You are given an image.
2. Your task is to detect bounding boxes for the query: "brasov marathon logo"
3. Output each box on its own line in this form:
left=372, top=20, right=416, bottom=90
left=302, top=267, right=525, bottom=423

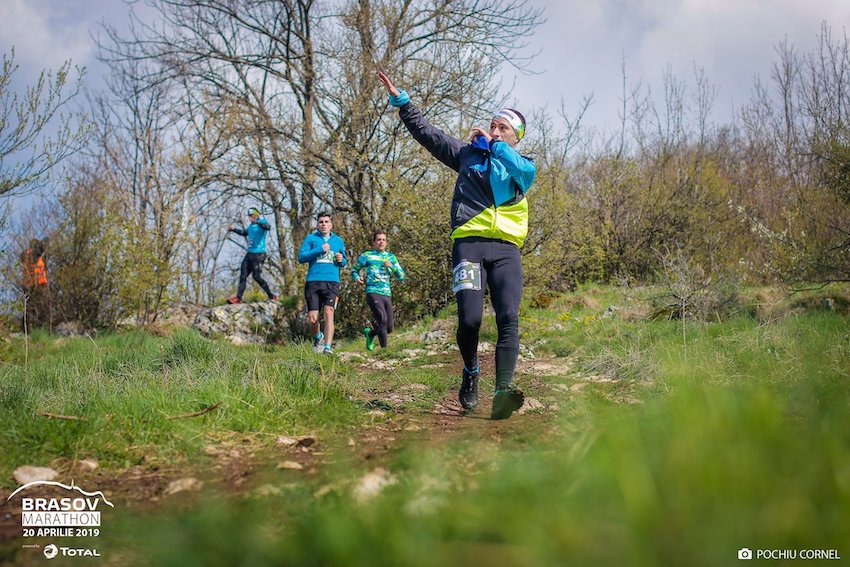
left=6, top=480, right=113, bottom=557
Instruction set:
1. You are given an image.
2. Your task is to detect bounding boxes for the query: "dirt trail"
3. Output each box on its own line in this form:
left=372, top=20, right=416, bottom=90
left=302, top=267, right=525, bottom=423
left=1, top=346, right=578, bottom=553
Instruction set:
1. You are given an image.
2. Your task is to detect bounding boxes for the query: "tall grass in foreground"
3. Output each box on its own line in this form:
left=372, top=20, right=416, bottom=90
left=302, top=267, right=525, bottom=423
left=81, top=312, right=850, bottom=566
left=0, top=330, right=359, bottom=473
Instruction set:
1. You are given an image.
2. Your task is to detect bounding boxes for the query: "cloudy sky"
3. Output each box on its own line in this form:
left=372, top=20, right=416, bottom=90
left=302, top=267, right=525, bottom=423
left=2, top=0, right=849, bottom=132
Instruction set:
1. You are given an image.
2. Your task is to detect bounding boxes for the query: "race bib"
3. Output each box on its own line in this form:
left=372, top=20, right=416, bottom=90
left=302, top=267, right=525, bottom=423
left=316, top=249, right=334, bottom=264
left=452, top=260, right=481, bottom=293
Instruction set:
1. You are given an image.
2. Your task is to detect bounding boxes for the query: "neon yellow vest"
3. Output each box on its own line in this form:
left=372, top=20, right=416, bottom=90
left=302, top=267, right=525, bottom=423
left=450, top=198, right=528, bottom=248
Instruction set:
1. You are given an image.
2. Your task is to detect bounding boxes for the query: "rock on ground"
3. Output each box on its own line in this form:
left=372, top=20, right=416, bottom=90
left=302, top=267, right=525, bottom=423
left=164, top=477, right=204, bottom=496
left=193, top=301, right=284, bottom=344
left=13, top=466, right=58, bottom=485
left=352, top=467, right=397, bottom=502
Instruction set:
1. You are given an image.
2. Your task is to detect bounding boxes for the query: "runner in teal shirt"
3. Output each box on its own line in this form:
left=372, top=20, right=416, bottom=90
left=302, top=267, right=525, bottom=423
left=352, top=230, right=406, bottom=350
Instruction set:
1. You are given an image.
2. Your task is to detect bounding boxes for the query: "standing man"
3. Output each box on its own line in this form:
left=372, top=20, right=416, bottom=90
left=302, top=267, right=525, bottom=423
left=227, top=208, right=277, bottom=304
left=351, top=230, right=406, bottom=351
left=298, top=212, right=348, bottom=354
left=378, top=71, right=536, bottom=420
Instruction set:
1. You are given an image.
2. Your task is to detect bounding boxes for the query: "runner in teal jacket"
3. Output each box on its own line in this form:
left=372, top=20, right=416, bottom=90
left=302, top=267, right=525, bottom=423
left=352, top=230, right=406, bottom=350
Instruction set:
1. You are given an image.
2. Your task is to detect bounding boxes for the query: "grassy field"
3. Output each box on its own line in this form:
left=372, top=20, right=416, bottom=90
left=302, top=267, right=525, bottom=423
left=1, top=285, right=849, bottom=566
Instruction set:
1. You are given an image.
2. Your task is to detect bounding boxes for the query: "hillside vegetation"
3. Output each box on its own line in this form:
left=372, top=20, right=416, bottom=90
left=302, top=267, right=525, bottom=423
left=2, top=285, right=848, bottom=565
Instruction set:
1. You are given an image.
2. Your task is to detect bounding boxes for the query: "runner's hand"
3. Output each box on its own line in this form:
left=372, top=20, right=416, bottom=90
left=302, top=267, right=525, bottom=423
left=383, top=260, right=392, bottom=268
left=335, top=253, right=343, bottom=263
left=322, top=243, right=331, bottom=252
left=378, top=71, right=400, bottom=96
left=470, top=126, right=491, bottom=144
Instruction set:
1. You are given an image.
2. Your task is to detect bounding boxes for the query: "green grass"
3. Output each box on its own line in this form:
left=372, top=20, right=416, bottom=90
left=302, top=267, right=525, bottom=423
left=2, top=285, right=849, bottom=566
left=0, top=330, right=361, bottom=474
left=93, top=329, right=850, bottom=566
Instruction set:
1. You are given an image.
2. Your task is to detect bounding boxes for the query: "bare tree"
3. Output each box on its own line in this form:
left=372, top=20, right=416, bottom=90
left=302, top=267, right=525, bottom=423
left=0, top=48, right=89, bottom=198
left=740, top=23, right=850, bottom=283
left=95, top=0, right=543, bottom=296
left=87, top=52, right=231, bottom=321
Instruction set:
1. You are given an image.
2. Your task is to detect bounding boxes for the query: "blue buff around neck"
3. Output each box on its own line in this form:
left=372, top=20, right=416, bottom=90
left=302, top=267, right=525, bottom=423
left=471, top=135, right=489, bottom=150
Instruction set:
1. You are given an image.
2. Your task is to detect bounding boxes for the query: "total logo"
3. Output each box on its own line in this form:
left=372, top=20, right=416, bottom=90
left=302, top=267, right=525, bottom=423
left=43, top=543, right=101, bottom=559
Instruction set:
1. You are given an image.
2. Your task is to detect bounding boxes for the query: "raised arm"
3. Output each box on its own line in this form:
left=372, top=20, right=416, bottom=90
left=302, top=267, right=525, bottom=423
left=379, top=71, right=464, bottom=172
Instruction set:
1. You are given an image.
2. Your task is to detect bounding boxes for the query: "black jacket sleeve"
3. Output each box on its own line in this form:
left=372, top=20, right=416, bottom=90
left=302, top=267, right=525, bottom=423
left=230, top=227, right=248, bottom=236
left=398, top=102, right=464, bottom=172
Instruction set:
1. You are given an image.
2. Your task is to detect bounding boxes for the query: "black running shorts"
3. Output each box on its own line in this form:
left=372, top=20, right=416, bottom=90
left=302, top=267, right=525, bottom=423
left=304, top=281, right=340, bottom=311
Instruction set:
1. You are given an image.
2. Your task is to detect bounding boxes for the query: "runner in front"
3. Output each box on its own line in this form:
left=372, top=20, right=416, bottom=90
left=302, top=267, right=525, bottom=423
left=378, top=71, right=536, bottom=419
left=298, top=212, right=348, bottom=354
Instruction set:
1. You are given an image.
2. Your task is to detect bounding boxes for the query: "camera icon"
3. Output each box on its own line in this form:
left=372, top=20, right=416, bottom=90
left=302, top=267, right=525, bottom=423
left=738, top=547, right=753, bottom=560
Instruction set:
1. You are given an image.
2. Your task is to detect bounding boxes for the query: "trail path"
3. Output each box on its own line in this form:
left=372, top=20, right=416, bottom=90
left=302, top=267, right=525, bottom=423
left=0, top=331, right=584, bottom=551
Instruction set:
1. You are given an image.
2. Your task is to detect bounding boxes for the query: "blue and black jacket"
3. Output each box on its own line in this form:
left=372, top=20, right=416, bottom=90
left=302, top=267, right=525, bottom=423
left=390, top=90, right=536, bottom=248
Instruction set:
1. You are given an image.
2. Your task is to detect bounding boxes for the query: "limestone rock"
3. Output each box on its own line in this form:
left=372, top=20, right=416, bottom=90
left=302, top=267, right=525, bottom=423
left=13, top=466, right=58, bottom=485
left=193, top=301, right=283, bottom=344
left=159, top=302, right=204, bottom=327
left=516, top=397, right=545, bottom=414
left=352, top=467, right=397, bottom=502
left=421, top=330, right=448, bottom=343
left=276, top=435, right=317, bottom=448
left=76, top=459, right=99, bottom=472
left=164, top=477, right=203, bottom=496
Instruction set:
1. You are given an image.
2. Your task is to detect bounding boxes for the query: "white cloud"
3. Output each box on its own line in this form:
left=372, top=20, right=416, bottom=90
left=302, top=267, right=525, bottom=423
left=0, top=0, right=97, bottom=77
left=632, top=0, right=850, bottom=117
left=504, top=0, right=850, bottom=131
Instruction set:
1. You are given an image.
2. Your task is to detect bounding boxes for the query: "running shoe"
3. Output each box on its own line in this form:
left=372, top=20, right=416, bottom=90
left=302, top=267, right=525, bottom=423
left=491, top=385, right=525, bottom=420
left=226, top=296, right=242, bottom=304
left=312, top=332, right=324, bottom=352
left=458, top=368, right=479, bottom=410
left=363, top=327, right=375, bottom=351
left=323, top=344, right=333, bottom=355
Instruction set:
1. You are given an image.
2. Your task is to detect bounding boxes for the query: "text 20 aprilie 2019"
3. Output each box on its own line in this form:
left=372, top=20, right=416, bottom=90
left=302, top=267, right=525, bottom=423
left=22, top=527, right=101, bottom=538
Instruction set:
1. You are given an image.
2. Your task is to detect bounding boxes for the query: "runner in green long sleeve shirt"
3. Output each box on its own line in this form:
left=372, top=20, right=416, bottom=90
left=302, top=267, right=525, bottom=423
left=351, top=230, right=406, bottom=350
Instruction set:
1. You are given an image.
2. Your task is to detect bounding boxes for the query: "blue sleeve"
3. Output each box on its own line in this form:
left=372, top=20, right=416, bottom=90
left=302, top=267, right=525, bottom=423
left=389, top=89, right=411, bottom=107
left=256, top=219, right=271, bottom=231
left=490, top=141, right=536, bottom=192
left=297, top=237, right=322, bottom=263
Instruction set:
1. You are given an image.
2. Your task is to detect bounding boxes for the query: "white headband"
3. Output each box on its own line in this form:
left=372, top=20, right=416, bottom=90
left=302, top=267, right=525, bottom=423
left=493, top=108, right=525, bottom=141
